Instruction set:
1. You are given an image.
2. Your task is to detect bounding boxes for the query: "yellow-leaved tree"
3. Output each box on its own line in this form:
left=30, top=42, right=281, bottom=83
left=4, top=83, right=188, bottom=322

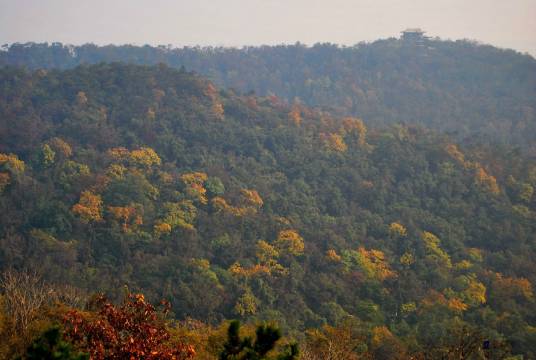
left=211, top=189, right=264, bottom=217
left=389, top=222, right=407, bottom=238
left=234, top=288, right=259, bottom=316
left=422, top=231, right=452, bottom=271
left=474, top=166, right=500, bottom=194
left=255, top=240, right=287, bottom=276
left=326, top=249, right=342, bottom=262
left=107, top=204, right=143, bottom=232
left=0, top=173, right=10, bottom=193
left=454, top=273, right=487, bottom=307
left=181, top=172, right=209, bottom=205
left=107, top=147, right=161, bottom=169
left=129, top=147, right=161, bottom=168
left=204, top=83, right=225, bottom=120
left=72, top=190, right=103, bottom=223
left=288, top=103, right=302, bottom=126
left=153, top=222, right=172, bottom=236
left=240, top=189, right=263, bottom=209
left=275, top=229, right=305, bottom=256
left=445, top=143, right=466, bottom=166
left=0, top=153, right=25, bottom=192
left=155, top=200, right=197, bottom=232
left=341, top=117, right=367, bottom=147
left=341, top=247, right=397, bottom=281
left=256, top=240, right=279, bottom=264
left=0, top=153, right=25, bottom=176
left=211, top=102, right=225, bottom=121
left=48, top=137, right=72, bottom=158
left=320, top=133, right=348, bottom=153
left=356, top=247, right=397, bottom=281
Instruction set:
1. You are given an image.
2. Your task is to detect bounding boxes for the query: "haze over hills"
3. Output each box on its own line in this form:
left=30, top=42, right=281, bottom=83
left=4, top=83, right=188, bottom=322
left=1, top=63, right=536, bottom=358
left=2, top=0, right=536, bottom=357
left=2, top=37, right=536, bottom=150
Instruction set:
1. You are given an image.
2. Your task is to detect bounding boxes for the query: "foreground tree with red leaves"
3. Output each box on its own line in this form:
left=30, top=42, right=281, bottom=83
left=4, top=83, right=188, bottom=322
left=63, top=293, right=196, bottom=360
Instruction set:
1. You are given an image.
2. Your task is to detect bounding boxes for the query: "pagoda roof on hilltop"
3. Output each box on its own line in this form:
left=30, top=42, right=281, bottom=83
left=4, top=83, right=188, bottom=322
left=402, top=28, right=426, bottom=34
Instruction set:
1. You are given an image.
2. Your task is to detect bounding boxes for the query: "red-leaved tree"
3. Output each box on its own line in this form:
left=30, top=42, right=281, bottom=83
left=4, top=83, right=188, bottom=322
left=63, top=293, right=195, bottom=360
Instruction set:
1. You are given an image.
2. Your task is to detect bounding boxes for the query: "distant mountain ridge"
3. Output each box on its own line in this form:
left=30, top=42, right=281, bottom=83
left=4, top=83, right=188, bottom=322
left=2, top=39, right=535, bottom=149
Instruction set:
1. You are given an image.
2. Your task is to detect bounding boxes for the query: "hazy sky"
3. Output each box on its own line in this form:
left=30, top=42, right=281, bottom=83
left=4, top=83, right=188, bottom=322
left=1, top=0, right=535, bottom=55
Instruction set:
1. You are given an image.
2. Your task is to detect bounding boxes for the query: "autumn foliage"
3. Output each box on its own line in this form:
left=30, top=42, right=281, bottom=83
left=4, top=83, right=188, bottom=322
left=0, top=61, right=534, bottom=358
left=72, top=191, right=103, bottom=223
left=0, top=152, right=25, bottom=175
left=211, top=189, right=264, bottom=217
left=275, top=229, right=305, bottom=256
left=356, top=247, right=397, bottom=281
left=0, top=172, right=10, bottom=192
left=389, top=222, right=407, bottom=238
left=63, top=293, right=195, bottom=360
left=320, top=133, right=347, bottom=153
left=288, top=103, right=302, bottom=126
left=107, top=205, right=143, bottom=232
left=108, top=147, right=161, bottom=169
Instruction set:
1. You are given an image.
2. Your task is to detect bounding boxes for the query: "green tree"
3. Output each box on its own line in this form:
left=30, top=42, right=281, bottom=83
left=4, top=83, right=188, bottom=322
left=220, top=320, right=298, bottom=360
left=20, top=326, right=88, bottom=360
left=205, top=176, right=226, bottom=196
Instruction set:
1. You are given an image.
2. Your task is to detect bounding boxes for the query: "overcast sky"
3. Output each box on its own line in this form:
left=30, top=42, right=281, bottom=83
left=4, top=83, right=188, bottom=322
left=1, top=0, right=535, bottom=56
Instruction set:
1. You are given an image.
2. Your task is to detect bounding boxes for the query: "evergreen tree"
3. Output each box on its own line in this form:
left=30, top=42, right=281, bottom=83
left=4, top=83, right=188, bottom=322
left=20, top=326, right=88, bottom=360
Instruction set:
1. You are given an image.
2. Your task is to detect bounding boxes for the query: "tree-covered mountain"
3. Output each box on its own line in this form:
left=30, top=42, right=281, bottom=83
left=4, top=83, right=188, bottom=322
left=2, top=39, right=536, bottom=150
left=1, top=63, right=535, bottom=358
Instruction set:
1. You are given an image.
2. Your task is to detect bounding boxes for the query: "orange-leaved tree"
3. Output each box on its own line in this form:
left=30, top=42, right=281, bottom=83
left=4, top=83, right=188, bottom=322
left=72, top=191, right=103, bottom=223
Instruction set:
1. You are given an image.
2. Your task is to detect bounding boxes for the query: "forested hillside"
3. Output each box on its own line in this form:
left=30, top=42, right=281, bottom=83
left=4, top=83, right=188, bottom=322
left=2, top=39, right=536, bottom=149
left=1, top=63, right=535, bottom=358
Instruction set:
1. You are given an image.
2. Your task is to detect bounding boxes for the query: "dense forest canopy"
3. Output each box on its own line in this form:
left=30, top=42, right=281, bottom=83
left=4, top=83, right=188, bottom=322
left=1, top=63, right=535, bottom=358
left=2, top=39, right=536, bottom=150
